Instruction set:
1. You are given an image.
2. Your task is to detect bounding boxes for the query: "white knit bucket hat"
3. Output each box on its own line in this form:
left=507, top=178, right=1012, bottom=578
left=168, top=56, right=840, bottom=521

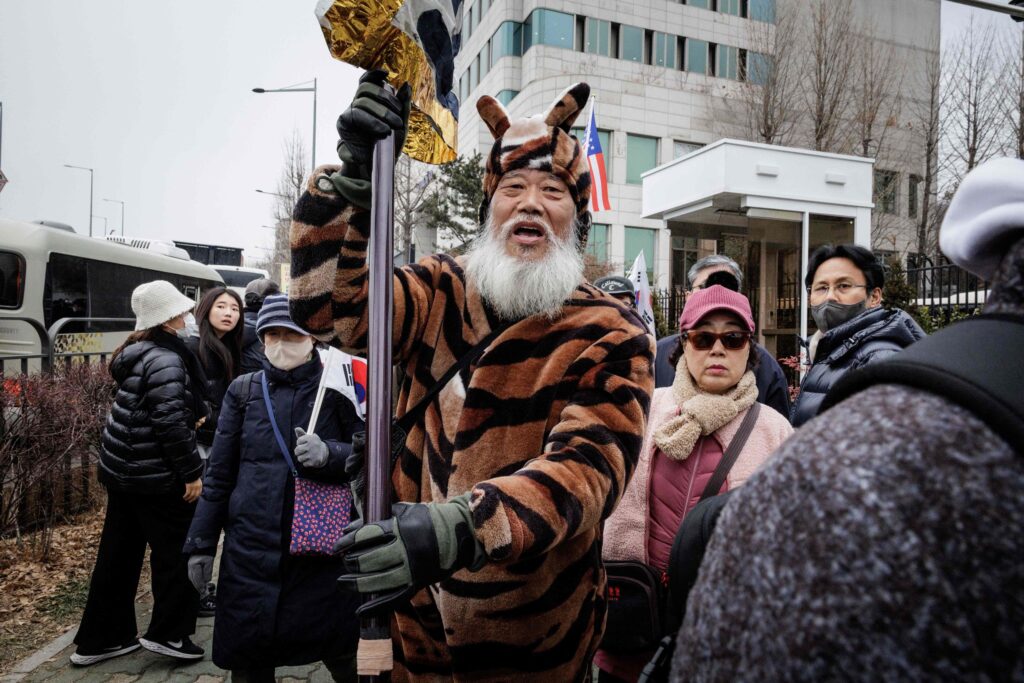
left=131, top=280, right=196, bottom=331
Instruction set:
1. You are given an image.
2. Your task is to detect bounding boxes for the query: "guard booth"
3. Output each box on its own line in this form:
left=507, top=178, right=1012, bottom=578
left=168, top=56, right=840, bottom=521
left=641, top=139, right=873, bottom=362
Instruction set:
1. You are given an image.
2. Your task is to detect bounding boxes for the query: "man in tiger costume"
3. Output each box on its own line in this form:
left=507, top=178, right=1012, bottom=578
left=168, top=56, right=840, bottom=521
left=289, top=71, right=654, bottom=681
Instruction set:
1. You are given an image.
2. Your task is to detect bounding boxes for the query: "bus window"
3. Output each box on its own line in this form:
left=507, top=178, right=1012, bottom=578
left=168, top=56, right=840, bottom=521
left=46, top=254, right=88, bottom=327
left=0, top=251, right=25, bottom=308
left=88, top=259, right=143, bottom=319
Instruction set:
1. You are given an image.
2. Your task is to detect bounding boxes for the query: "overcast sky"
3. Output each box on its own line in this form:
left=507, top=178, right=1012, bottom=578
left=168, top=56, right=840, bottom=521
left=0, top=1, right=1008, bottom=264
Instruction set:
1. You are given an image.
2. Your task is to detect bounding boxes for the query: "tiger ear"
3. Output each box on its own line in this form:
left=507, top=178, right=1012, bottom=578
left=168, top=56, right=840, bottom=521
left=544, top=83, right=590, bottom=132
left=476, top=96, right=510, bottom=139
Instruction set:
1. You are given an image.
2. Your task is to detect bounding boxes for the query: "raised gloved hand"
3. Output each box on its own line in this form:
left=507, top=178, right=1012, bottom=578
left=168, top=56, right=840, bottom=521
left=345, top=431, right=366, bottom=519
left=334, top=492, right=486, bottom=616
left=187, top=554, right=214, bottom=593
left=294, top=427, right=329, bottom=469
left=324, top=69, right=411, bottom=210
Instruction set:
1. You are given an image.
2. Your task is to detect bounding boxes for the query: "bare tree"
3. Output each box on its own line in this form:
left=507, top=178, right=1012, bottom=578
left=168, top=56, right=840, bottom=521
left=907, top=41, right=945, bottom=260
left=741, top=3, right=799, bottom=145
left=1000, top=26, right=1024, bottom=160
left=269, top=130, right=308, bottom=283
left=942, top=18, right=1004, bottom=185
left=393, top=155, right=435, bottom=263
left=851, top=25, right=903, bottom=158
left=801, top=0, right=857, bottom=152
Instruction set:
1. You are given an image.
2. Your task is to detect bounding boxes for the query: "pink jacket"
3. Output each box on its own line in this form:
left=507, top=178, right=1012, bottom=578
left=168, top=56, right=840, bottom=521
left=603, top=387, right=793, bottom=564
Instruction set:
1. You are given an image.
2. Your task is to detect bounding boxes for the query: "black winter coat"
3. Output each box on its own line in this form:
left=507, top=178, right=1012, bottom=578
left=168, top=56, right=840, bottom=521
left=239, top=310, right=265, bottom=374
left=185, top=336, right=232, bottom=446
left=183, top=355, right=361, bottom=670
left=655, top=335, right=792, bottom=418
left=790, top=306, right=924, bottom=427
left=99, top=332, right=206, bottom=494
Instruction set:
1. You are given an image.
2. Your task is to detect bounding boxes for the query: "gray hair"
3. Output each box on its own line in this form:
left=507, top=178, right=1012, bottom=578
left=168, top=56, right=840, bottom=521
left=687, top=254, right=744, bottom=289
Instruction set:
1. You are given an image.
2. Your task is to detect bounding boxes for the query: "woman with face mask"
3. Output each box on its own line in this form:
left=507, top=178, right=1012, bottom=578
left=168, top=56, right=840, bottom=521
left=790, top=244, right=925, bottom=427
left=71, top=280, right=211, bottom=667
left=183, top=294, right=362, bottom=682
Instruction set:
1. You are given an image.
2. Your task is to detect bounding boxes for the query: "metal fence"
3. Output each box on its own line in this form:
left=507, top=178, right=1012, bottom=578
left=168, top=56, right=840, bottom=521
left=0, top=316, right=134, bottom=376
left=906, top=263, right=989, bottom=322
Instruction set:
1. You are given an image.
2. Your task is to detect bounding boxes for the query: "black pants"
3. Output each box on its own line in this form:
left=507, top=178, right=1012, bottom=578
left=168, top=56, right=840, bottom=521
left=74, top=487, right=199, bottom=649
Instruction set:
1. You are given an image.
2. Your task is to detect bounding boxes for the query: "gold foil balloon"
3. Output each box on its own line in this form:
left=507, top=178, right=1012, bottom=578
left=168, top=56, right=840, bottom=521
left=315, top=0, right=461, bottom=164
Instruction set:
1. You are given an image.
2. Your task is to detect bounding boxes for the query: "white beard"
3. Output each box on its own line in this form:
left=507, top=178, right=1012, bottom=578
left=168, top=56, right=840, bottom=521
left=464, top=213, right=584, bottom=321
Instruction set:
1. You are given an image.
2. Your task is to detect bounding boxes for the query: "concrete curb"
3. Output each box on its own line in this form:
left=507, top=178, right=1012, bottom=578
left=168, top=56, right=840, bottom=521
left=1, top=625, right=77, bottom=683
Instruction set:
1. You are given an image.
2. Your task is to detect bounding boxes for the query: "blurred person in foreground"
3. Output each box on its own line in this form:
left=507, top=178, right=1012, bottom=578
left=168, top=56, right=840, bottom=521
left=240, top=278, right=280, bottom=373
left=597, top=286, right=792, bottom=681
left=654, top=255, right=790, bottom=418
left=671, top=157, right=1024, bottom=681
left=790, top=244, right=924, bottom=426
left=71, top=281, right=208, bottom=666
left=288, top=73, right=653, bottom=681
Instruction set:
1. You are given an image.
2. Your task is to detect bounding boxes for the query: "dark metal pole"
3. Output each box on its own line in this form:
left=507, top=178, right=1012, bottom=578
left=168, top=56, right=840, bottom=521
left=360, top=126, right=396, bottom=681
left=312, top=78, right=318, bottom=173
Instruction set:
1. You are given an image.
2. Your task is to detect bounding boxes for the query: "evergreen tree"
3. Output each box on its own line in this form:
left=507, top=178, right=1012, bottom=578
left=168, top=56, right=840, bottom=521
left=422, top=152, right=486, bottom=252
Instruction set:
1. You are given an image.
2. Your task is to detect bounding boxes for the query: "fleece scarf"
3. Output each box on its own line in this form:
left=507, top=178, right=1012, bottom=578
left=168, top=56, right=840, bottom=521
left=653, top=361, right=758, bottom=461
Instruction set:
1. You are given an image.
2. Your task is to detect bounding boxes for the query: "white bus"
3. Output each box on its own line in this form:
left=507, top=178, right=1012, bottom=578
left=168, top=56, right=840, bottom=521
left=0, top=219, right=224, bottom=373
left=213, top=265, right=270, bottom=297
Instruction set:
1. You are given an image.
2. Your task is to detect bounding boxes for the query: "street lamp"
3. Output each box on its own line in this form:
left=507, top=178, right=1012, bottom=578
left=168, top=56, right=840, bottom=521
left=63, top=164, right=94, bottom=237
left=92, top=215, right=108, bottom=234
left=103, top=198, right=125, bottom=236
left=255, top=188, right=289, bottom=199
left=252, top=79, right=318, bottom=172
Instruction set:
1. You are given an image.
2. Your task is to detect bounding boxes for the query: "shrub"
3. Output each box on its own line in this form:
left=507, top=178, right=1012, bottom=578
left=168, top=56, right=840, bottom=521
left=0, top=363, right=114, bottom=559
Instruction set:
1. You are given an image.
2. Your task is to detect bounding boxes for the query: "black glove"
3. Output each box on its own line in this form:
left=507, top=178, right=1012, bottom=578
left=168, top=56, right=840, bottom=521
left=327, top=70, right=411, bottom=209
left=345, top=431, right=366, bottom=520
left=334, top=492, right=486, bottom=616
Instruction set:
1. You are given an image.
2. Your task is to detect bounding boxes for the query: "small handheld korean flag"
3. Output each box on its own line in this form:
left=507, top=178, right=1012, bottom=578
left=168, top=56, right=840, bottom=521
left=628, top=252, right=657, bottom=336
left=307, top=347, right=368, bottom=434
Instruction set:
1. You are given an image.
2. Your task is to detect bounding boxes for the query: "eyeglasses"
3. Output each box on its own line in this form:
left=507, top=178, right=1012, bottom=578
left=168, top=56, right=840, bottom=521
left=808, top=282, right=867, bottom=302
left=683, top=331, right=751, bottom=351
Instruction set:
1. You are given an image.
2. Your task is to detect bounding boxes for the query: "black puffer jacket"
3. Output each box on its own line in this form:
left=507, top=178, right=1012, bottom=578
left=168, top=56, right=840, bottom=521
left=240, top=310, right=265, bottom=374
left=791, top=307, right=924, bottom=427
left=185, top=336, right=231, bottom=446
left=99, top=333, right=206, bottom=493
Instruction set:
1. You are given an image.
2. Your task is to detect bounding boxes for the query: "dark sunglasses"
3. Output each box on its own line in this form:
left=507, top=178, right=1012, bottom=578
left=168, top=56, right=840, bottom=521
left=683, top=331, right=751, bottom=351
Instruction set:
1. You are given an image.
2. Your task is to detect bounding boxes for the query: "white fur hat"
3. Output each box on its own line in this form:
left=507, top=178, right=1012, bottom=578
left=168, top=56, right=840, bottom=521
left=940, top=157, right=1024, bottom=279
left=131, top=280, right=195, bottom=331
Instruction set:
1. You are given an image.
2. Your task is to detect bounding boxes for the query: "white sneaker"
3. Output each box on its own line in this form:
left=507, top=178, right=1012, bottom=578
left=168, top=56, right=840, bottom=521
left=139, top=636, right=205, bottom=660
left=70, top=640, right=141, bottom=666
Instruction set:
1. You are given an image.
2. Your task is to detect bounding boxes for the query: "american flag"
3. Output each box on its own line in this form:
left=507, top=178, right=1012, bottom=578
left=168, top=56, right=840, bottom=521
left=583, top=106, right=611, bottom=212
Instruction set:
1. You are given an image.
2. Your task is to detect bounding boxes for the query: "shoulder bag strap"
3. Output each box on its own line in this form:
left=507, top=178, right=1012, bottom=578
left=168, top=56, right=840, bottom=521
left=261, top=372, right=299, bottom=477
left=698, top=402, right=761, bottom=502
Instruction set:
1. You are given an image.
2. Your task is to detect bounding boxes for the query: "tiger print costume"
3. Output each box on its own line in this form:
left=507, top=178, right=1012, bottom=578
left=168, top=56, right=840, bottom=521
left=289, top=84, right=654, bottom=681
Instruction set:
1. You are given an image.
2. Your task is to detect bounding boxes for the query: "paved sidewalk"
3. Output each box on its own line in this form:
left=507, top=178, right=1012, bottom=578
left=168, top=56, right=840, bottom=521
left=5, top=594, right=336, bottom=683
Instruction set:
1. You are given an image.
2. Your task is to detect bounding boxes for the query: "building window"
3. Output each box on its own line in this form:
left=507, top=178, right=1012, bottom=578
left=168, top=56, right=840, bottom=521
left=470, top=54, right=480, bottom=91
left=481, top=0, right=490, bottom=18
left=686, top=39, right=709, bottom=75
left=491, top=21, right=523, bottom=63
left=627, top=134, right=658, bottom=184
left=470, top=0, right=480, bottom=35
left=587, top=223, right=610, bottom=261
left=620, top=25, right=644, bottom=63
left=716, top=45, right=739, bottom=80
left=625, top=227, right=658, bottom=283
left=523, top=8, right=575, bottom=52
left=652, top=31, right=677, bottom=68
left=874, top=170, right=899, bottom=215
left=584, top=17, right=612, bottom=56
left=686, top=0, right=711, bottom=9
left=717, top=0, right=741, bottom=16
left=480, top=42, right=490, bottom=78
left=672, top=236, right=698, bottom=289
left=748, top=0, right=776, bottom=22
left=462, top=8, right=471, bottom=43
left=746, top=51, right=770, bottom=85
left=459, top=73, right=469, bottom=104
left=673, top=140, right=703, bottom=158
left=908, top=174, right=921, bottom=219
left=496, top=89, right=519, bottom=106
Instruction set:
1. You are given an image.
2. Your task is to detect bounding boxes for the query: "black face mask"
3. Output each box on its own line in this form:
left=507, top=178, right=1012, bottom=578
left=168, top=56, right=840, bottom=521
left=810, top=299, right=867, bottom=333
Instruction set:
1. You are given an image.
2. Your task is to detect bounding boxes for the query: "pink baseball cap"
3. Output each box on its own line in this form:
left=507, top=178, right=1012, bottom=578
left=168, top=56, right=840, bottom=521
left=678, top=285, right=755, bottom=333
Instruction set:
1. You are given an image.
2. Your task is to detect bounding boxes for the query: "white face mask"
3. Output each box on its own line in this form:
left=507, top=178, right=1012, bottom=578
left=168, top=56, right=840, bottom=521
left=183, top=313, right=199, bottom=338
left=265, top=337, right=314, bottom=371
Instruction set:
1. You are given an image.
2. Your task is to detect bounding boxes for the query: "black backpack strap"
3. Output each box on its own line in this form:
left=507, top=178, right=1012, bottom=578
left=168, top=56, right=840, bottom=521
left=822, top=314, right=1024, bottom=454
left=236, top=371, right=259, bottom=417
left=698, top=403, right=761, bottom=502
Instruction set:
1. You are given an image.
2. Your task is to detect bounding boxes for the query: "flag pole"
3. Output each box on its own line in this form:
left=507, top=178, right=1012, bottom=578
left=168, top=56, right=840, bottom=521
left=359, top=121, right=397, bottom=681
